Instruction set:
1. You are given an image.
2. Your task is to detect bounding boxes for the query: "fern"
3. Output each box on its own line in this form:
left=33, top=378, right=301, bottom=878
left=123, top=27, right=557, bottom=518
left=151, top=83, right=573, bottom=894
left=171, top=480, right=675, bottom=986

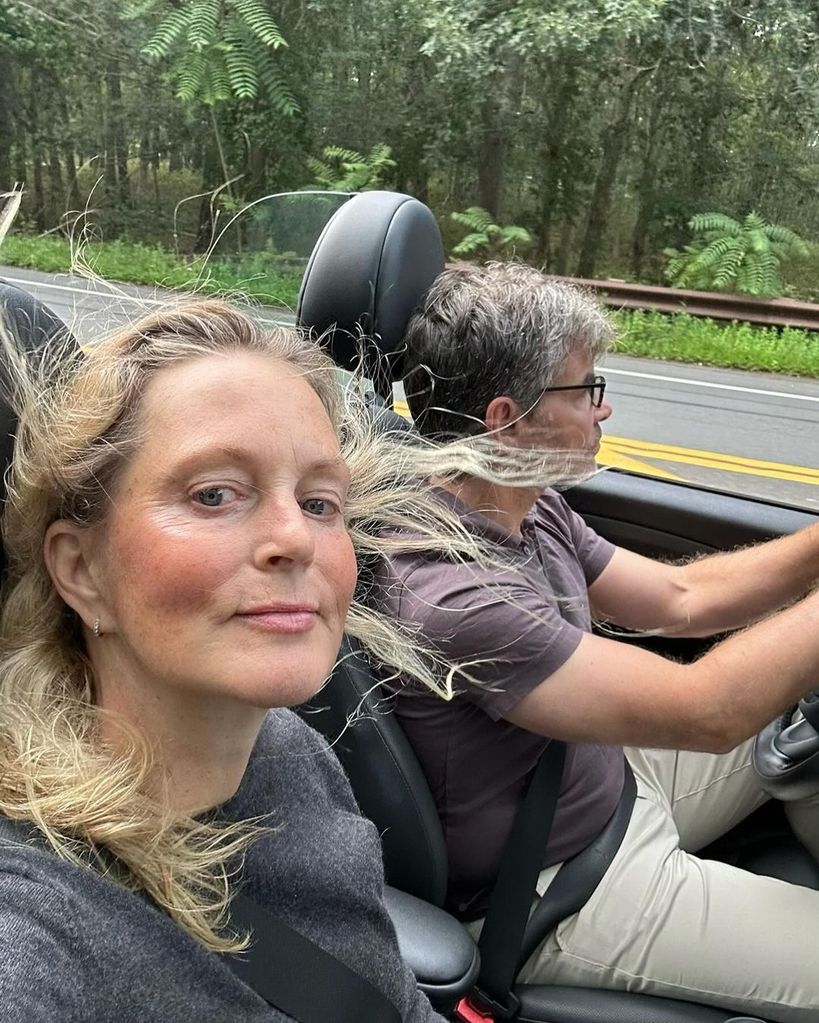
left=450, top=207, right=532, bottom=261
left=231, top=0, right=287, bottom=48
left=187, top=0, right=219, bottom=51
left=142, top=7, right=189, bottom=59
left=140, top=0, right=292, bottom=108
left=304, top=144, right=395, bottom=191
left=451, top=206, right=495, bottom=233
left=665, top=211, right=811, bottom=298
left=175, top=51, right=207, bottom=102
left=211, top=56, right=233, bottom=103
left=224, top=39, right=259, bottom=98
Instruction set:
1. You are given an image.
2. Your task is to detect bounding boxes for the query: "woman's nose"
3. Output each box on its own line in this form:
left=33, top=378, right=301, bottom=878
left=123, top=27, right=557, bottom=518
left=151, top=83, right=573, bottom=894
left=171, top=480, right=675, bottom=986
left=253, top=502, right=315, bottom=568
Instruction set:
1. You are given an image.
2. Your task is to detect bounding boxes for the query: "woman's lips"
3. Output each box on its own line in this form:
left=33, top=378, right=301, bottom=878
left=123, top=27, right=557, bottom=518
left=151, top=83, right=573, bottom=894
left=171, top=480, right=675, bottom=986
left=237, top=607, right=318, bottom=633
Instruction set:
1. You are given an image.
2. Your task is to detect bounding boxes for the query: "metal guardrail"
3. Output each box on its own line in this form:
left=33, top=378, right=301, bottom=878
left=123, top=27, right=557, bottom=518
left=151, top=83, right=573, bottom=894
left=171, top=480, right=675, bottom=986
left=550, top=276, right=819, bottom=332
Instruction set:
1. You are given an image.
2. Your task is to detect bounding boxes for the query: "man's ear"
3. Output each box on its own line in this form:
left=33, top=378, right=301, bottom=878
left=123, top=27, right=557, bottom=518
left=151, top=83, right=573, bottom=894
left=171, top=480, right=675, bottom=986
left=485, top=395, right=525, bottom=440
left=43, top=520, right=106, bottom=630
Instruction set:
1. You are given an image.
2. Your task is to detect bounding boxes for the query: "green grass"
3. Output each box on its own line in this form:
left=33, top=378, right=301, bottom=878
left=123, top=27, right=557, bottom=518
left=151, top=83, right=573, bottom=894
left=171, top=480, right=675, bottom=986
left=612, top=309, right=818, bottom=378
left=3, top=233, right=817, bottom=377
left=1, top=233, right=303, bottom=308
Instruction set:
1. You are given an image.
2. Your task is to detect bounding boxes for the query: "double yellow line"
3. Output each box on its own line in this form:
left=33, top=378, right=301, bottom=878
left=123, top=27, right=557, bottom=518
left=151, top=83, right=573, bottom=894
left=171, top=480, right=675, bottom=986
left=600, top=436, right=819, bottom=487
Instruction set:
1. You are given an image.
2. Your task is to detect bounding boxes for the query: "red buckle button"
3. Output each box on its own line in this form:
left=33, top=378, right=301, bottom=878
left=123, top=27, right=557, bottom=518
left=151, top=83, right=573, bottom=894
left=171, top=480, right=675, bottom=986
left=453, top=996, right=495, bottom=1022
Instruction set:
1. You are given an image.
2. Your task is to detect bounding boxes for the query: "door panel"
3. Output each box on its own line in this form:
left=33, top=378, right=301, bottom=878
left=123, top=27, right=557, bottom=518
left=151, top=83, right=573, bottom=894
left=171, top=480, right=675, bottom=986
left=565, top=469, right=818, bottom=560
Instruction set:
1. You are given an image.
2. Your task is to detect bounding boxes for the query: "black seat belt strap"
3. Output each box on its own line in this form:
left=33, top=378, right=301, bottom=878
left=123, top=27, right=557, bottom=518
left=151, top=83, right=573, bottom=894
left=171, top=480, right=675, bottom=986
left=0, top=816, right=402, bottom=1023
left=227, top=892, right=403, bottom=1023
left=457, top=740, right=566, bottom=1021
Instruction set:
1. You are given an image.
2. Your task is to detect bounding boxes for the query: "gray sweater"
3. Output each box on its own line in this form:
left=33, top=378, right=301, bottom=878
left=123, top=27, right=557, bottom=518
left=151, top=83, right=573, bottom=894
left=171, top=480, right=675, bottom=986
left=0, top=709, right=444, bottom=1022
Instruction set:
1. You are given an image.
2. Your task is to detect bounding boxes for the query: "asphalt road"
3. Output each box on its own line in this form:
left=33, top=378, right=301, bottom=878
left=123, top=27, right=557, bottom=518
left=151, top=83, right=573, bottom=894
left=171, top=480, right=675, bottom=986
left=3, top=265, right=818, bottom=512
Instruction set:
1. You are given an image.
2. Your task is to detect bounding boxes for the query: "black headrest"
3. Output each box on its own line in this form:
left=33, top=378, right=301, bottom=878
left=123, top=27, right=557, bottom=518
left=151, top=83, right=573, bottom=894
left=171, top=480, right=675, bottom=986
left=296, top=191, right=444, bottom=399
left=1, top=280, right=77, bottom=579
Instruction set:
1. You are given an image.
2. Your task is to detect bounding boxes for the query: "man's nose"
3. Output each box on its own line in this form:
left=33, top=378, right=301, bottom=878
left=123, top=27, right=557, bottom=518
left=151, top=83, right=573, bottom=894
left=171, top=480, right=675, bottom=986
left=595, top=398, right=613, bottom=423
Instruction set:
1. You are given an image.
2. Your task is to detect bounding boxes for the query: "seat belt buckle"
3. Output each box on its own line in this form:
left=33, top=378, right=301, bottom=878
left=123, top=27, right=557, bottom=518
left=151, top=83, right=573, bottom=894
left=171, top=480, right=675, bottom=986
left=453, top=989, right=521, bottom=1022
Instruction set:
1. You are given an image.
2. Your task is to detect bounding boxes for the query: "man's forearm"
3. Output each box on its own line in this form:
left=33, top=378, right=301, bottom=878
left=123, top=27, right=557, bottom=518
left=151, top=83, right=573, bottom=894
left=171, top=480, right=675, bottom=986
left=678, top=520, right=819, bottom=635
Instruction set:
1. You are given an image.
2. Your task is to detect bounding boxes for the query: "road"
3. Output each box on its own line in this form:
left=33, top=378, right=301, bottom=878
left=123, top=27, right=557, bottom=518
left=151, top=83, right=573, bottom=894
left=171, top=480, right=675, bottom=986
left=3, top=265, right=818, bottom=511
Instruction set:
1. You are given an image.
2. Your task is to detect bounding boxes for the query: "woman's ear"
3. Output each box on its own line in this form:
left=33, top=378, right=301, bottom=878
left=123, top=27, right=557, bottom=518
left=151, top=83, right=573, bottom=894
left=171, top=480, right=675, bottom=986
left=43, top=520, right=106, bottom=629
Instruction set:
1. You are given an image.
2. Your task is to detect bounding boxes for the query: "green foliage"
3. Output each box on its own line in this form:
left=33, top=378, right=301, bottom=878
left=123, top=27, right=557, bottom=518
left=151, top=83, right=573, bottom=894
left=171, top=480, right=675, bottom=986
left=613, top=309, right=819, bottom=377
left=1, top=232, right=302, bottom=307
left=664, top=211, right=811, bottom=298
left=450, top=207, right=533, bottom=261
left=305, top=145, right=396, bottom=192
left=133, top=0, right=297, bottom=112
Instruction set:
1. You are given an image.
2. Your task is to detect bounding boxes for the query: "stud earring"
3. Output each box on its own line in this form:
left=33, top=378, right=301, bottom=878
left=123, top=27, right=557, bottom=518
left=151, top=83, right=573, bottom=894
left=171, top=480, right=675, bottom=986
left=92, top=618, right=101, bottom=638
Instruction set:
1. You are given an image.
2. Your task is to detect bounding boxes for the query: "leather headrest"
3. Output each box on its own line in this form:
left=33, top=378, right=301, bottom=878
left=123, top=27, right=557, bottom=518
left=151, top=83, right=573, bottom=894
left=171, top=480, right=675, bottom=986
left=296, top=191, right=444, bottom=398
left=0, top=280, right=77, bottom=579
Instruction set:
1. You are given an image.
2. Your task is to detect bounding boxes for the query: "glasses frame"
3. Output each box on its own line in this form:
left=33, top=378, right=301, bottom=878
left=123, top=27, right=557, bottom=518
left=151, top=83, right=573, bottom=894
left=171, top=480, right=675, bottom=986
left=538, top=374, right=607, bottom=409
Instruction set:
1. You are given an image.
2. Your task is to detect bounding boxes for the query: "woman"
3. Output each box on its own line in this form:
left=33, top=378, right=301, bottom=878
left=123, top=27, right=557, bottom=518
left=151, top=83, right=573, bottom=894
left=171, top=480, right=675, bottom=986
left=0, top=297, right=472, bottom=1021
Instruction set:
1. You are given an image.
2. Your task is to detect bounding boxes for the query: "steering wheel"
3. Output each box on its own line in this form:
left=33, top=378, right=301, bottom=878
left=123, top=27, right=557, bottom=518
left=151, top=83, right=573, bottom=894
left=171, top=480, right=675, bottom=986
left=753, top=690, right=819, bottom=800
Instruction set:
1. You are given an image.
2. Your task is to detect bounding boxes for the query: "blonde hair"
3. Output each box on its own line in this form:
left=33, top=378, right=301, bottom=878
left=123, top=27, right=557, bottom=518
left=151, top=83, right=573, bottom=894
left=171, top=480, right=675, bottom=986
left=0, top=299, right=488, bottom=953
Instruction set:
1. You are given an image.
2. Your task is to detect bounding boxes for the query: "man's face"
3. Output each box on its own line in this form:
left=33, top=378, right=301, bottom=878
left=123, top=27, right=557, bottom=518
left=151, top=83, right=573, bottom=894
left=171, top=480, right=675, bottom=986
left=524, top=347, right=612, bottom=454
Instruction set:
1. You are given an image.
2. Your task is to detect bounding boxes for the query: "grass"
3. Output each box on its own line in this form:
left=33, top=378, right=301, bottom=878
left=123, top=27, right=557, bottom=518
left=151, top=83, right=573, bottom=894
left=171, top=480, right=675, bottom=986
left=1, top=233, right=303, bottom=308
left=613, top=309, right=818, bottom=378
left=2, top=233, right=817, bottom=377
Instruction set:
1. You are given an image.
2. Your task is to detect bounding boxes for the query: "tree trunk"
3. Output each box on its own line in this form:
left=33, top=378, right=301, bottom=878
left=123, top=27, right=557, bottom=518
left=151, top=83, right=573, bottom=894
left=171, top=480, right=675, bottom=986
left=0, top=61, right=15, bottom=190
left=477, top=94, right=505, bottom=220
left=576, top=68, right=649, bottom=279
left=105, top=61, right=130, bottom=220
left=554, top=218, right=574, bottom=276
left=27, top=76, right=46, bottom=231
left=535, top=64, right=576, bottom=267
left=194, top=136, right=221, bottom=253
left=48, top=143, right=65, bottom=225
left=630, top=82, right=666, bottom=279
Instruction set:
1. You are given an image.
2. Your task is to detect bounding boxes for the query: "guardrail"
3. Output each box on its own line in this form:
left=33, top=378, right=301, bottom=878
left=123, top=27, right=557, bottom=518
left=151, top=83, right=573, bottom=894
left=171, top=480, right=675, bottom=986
left=549, top=276, right=819, bottom=332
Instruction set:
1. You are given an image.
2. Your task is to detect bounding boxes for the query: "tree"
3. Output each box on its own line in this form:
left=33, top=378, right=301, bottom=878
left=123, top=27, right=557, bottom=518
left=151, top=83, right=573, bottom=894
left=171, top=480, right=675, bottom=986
left=664, top=212, right=811, bottom=297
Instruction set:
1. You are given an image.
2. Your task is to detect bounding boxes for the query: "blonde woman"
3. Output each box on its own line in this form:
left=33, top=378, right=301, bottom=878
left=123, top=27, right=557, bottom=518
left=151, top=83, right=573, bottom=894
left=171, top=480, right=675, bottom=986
left=0, top=295, right=472, bottom=1022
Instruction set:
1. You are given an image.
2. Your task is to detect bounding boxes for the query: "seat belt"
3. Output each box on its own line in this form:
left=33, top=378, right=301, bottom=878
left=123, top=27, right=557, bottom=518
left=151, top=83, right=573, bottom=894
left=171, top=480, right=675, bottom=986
left=0, top=815, right=402, bottom=1023
left=455, top=740, right=567, bottom=1023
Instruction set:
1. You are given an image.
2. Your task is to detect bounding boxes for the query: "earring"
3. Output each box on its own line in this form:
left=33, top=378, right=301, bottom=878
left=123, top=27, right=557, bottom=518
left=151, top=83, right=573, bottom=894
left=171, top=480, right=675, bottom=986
left=92, top=618, right=101, bottom=638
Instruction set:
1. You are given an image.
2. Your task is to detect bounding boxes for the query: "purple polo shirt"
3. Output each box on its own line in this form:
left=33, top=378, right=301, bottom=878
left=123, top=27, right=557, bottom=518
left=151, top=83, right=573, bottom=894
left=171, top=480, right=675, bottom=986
left=374, top=488, right=625, bottom=918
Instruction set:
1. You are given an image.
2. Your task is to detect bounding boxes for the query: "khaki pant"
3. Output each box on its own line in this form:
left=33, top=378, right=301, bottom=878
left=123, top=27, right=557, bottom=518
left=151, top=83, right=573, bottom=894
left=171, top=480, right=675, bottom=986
left=514, top=741, right=819, bottom=1021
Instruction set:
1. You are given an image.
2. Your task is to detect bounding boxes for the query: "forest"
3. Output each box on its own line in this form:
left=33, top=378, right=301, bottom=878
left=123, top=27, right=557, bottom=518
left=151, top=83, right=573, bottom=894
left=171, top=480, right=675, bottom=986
left=2, top=1, right=819, bottom=297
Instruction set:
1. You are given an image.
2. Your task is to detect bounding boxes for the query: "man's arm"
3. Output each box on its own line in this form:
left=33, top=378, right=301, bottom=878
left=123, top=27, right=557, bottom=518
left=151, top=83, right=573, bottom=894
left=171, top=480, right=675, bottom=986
left=506, top=584, right=819, bottom=753
left=588, top=521, right=819, bottom=638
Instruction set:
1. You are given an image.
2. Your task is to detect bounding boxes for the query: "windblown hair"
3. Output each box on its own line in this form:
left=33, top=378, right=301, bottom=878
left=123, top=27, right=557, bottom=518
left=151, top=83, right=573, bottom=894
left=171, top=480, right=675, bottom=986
left=0, top=299, right=489, bottom=954
left=402, top=261, right=614, bottom=441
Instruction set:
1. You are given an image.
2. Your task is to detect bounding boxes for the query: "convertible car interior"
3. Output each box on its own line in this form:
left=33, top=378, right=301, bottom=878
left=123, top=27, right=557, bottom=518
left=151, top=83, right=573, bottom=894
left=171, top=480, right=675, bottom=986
left=2, top=191, right=819, bottom=1023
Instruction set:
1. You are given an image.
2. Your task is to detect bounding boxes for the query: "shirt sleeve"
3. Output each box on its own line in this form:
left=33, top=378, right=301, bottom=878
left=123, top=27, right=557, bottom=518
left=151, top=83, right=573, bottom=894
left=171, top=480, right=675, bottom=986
left=396, top=558, right=585, bottom=720
left=543, top=492, right=615, bottom=585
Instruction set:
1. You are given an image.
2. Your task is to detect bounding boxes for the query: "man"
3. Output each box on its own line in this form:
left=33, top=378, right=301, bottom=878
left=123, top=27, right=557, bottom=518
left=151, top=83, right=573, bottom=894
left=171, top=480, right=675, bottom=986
left=374, top=262, right=819, bottom=1021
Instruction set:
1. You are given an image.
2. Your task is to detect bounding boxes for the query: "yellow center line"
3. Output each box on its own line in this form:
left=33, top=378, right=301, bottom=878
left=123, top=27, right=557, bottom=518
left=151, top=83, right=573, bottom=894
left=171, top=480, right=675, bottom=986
left=605, top=435, right=819, bottom=486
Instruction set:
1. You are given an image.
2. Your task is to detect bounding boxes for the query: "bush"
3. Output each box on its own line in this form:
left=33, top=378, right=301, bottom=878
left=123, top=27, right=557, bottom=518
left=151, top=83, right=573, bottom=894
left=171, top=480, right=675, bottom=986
left=613, top=310, right=818, bottom=377
left=1, top=232, right=303, bottom=308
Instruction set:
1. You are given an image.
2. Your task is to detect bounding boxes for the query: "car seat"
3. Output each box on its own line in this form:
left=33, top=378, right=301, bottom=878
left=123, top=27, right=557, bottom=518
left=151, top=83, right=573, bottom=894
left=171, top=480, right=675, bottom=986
left=295, top=191, right=819, bottom=1022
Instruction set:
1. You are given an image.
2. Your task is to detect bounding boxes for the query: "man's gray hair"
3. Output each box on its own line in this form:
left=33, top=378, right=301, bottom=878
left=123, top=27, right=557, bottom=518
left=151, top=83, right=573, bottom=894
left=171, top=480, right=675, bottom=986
left=402, top=262, right=614, bottom=440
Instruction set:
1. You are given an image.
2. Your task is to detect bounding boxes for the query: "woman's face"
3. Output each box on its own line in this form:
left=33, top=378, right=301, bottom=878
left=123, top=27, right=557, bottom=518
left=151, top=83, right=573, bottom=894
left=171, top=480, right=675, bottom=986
left=86, top=351, right=356, bottom=714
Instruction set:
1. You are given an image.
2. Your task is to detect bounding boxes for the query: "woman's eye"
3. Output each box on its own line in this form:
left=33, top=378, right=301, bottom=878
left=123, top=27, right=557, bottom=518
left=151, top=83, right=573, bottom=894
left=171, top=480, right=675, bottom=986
left=193, top=486, right=238, bottom=508
left=301, top=497, right=338, bottom=517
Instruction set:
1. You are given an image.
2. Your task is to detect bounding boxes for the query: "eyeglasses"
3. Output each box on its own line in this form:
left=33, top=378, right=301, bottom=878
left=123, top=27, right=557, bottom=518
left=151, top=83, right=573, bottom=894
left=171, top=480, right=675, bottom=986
left=538, top=374, right=607, bottom=409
